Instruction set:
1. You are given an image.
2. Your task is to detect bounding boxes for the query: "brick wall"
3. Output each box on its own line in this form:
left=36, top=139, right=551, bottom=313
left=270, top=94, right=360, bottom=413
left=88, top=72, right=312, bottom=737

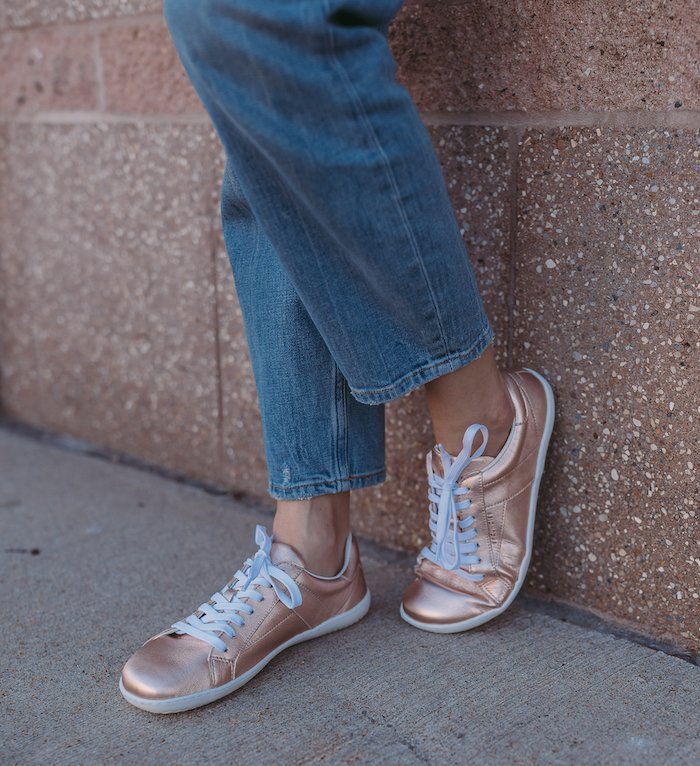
left=0, top=0, right=698, bottom=653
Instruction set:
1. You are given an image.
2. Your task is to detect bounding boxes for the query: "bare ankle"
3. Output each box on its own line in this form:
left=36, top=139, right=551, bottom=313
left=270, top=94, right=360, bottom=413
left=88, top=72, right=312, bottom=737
left=425, top=345, right=515, bottom=458
left=273, top=492, right=351, bottom=576
left=480, top=398, right=515, bottom=457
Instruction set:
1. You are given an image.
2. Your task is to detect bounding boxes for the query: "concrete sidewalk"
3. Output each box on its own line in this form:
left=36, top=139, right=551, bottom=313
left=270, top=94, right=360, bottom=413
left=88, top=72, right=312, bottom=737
left=2, top=428, right=699, bottom=766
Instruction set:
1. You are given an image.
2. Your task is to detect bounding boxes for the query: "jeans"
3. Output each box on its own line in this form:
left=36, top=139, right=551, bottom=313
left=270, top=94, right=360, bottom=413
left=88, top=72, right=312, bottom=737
left=163, top=0, right=494, bottom=500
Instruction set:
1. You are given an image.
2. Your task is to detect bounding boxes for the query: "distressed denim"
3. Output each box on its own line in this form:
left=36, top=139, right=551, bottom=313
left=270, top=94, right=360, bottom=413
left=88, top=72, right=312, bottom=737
left=163, top=0, right=494, bottom=500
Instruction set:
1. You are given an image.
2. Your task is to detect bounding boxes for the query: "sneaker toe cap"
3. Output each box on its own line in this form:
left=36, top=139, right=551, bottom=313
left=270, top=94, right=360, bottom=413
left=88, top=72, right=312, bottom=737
left=401, top=577, right=488, bottom=626
left=121, top=633, right=214, bottom=701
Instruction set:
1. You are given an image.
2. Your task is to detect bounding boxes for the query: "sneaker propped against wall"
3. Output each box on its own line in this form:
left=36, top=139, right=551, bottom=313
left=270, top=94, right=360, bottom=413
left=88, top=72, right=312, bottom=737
left=120, top=524, right=370, bottom=713
left=400, top=367, right=555, bottom=633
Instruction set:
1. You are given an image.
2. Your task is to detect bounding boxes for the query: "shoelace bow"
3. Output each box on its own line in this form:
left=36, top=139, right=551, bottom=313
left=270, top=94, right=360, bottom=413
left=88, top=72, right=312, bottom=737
left=171, top=524, right=302, bottom=652
left=420, top=423, right=489, bottom=580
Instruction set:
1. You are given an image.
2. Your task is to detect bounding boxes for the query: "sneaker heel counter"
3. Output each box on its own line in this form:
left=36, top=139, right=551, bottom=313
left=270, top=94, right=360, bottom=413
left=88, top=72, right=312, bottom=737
left=346, top=567, right=369, bottom=611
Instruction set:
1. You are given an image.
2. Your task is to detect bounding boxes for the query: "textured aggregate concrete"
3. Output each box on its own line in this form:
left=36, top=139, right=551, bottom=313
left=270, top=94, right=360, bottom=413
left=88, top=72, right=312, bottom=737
left=513, top=126, right=700, bottom=648
left=2, top=429, right=699, bottom=766
left=390, top=0, right=699, bottom=111
left=0, top=122, right=223, bottom=486
left=0, top=27, right=98, bottom=114
left=100, top=20, right=205, bottom=115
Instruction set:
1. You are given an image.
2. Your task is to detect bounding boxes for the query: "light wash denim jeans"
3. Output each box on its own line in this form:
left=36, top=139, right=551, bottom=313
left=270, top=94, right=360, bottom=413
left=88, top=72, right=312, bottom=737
left=163, top=0, right=494, bottom=500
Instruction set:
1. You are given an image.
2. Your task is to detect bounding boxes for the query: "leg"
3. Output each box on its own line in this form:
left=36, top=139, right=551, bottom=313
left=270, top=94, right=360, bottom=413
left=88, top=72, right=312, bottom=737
left=164, top=0, right=550, bottom=635
left=273, top=492, right=351, bottom=576
left=163, top=0, right=494, bottom=407
left=121, top=159, right=375, bottom=713
left=220, top=158, right=382, bottom=574
left=425, top=344, right=515, bottom=458
left=164, top=0, right=490, bottom=579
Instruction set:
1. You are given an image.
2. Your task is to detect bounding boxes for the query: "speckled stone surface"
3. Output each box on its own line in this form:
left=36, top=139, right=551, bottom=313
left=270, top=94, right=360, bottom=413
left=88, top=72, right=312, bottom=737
left=352, top=126, right=513, bottom=545
left=0, top=0, right=161, bottom=29
left=100, top=20, right=204, bottom=115
left=0, top=28, right=98, bottom=114
left=428, top=125, right=512, bottom=361
left=513, top=126, right=699, bottom=650
left=390, top=1, right=699, bottom=112
left=0, top=122, right=223, bottom=484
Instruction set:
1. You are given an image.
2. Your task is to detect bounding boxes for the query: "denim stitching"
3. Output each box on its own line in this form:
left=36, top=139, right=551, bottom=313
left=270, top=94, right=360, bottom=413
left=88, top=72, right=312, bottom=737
left=341, top=368, right=350, bottom=483
left=350, top=321, right=493, bottom=404
left=331, top=359, right=350, bottom=483
left=269, top=467, right=385, bottom=491
left=268, top=468, right=386, bottom=498
left=323, top=0, right=452, bottom=361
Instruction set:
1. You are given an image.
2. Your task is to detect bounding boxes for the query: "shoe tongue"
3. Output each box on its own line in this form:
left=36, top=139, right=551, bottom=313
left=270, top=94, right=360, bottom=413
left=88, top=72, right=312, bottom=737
left=432, top=443, right=494, bottom=480
left=218, top=540, right=305, bottom=603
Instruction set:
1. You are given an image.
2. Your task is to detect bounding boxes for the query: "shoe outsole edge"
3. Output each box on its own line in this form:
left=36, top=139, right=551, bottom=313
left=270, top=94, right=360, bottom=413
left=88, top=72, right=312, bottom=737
left=119, top=589, right=372, bottom=713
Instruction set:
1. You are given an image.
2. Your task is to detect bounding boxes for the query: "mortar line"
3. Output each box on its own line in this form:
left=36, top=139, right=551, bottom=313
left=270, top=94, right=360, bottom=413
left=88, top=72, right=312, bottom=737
left=0, top=10, right=164, bottom=35
left=422, top=110, right=700, bottom=128
left=2, top=109, right=698, bottom=128
left=0, top=111, right=211, bottom=125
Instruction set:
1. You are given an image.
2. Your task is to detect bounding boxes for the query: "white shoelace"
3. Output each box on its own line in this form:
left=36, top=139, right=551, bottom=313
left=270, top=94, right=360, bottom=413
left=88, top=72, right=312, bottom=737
left=171, top=525, right=303, bottom=652
left=420, top=423, right=489, bottom=580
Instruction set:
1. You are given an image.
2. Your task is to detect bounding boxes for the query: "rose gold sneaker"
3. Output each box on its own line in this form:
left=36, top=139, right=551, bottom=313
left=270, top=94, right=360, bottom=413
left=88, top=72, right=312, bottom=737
left=119, top=524, right=370, bottom=713
left=400, top=367, right=555, bottom=633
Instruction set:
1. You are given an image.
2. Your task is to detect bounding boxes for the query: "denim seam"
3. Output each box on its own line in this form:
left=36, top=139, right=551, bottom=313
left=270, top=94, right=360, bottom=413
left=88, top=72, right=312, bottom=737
left=349, top=320, right=494, bottom=404
left=268, top=467, right=386, bottom=498
left=331, top=359, right=350, bottom=481
left=269, top=467, right=385, bottom=490
left=323, top=3, right=452, bottom=362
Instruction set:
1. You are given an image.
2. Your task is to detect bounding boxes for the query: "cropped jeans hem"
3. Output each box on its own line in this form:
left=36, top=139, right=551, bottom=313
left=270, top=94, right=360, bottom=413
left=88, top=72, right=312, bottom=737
left=349, top=321, right=494, bottom=406
left=164, top=0, right=496, bottom=499
left=268, top=467, right=386, bottom=501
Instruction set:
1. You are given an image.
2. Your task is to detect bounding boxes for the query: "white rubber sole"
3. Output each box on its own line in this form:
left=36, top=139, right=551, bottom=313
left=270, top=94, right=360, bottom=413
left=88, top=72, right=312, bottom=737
left=400, top=367, right=556, bottom=634
left=119, top=589, right=371, bottom=714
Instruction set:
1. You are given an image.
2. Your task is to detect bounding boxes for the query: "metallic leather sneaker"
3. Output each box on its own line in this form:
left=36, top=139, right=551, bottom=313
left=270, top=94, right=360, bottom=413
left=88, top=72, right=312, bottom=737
left=400, top=367, right=555, bottom=633
left=119, top=524, right=370, bottom=713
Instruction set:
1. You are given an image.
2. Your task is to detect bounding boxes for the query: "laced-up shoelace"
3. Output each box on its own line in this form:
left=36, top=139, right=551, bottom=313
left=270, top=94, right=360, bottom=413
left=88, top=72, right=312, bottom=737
left=420, top=423, right=489, bottom=580
left=171, top=524, right=302, bottom=652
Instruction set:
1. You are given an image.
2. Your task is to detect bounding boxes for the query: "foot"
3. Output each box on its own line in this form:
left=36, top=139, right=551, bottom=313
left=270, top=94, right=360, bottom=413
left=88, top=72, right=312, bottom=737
left=400, top=367, right=555, bottom=633
left=119, top=524, right=370, bottom=713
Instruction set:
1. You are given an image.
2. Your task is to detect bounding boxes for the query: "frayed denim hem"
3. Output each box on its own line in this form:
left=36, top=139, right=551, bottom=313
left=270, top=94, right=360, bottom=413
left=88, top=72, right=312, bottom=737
left=268, top=467, right=386, bottom=500
left=348, top=322, right=495, bottom=406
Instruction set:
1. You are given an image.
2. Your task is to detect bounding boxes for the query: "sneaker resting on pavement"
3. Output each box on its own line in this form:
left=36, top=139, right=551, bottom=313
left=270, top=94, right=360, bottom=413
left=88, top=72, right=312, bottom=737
left=120, top=524, right=371, bottom=713
left=400, top=367, right=555, bottom=633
